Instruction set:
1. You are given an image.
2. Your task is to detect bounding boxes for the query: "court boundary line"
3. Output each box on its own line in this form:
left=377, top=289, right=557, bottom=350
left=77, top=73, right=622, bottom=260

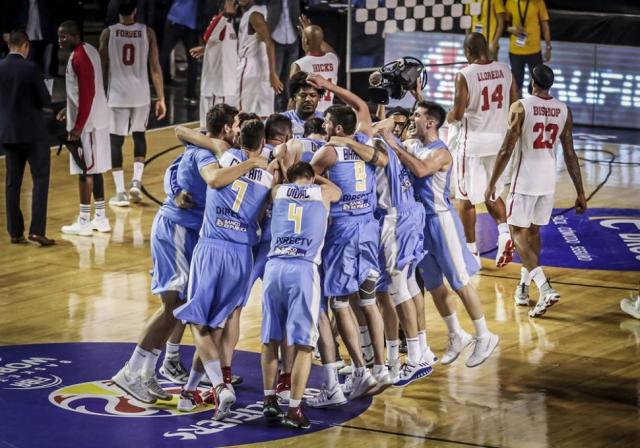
left=478, top=272, right=636, bottom=291
left=332, top=423, right=501, bottom=448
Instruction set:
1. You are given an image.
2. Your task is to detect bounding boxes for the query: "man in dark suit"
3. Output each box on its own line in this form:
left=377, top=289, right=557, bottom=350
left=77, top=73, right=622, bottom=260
left=0, top=29, right=54, bottom=246
left=267, top=0, right=300, bottom=111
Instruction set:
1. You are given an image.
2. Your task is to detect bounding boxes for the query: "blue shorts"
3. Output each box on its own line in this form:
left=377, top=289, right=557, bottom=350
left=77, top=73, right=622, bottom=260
left=261, top=258, right=321, bottom=347
left=150, top=214, right=199, bottom=299
left=323, top=216, right=380, bottom=297
left=412, top=202, right=427, bottom=262
left=376, top=207, right=423, bottom=292
left=173, top=238, right=253, bottom=328
left=418, top=210, right=479, bottom=291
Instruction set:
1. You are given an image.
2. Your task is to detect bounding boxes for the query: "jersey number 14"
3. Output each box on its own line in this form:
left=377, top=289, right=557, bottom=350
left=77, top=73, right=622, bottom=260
left=481, top=84, right=503, bottom=111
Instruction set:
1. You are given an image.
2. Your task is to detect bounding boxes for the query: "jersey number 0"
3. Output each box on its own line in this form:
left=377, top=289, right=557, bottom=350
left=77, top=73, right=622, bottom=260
left=122, top=44, right=135, bottom=66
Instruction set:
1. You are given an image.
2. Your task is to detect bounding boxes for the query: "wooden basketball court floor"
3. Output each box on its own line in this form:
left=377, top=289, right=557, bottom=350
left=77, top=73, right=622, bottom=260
left=0, top=124, right=638, bottom=448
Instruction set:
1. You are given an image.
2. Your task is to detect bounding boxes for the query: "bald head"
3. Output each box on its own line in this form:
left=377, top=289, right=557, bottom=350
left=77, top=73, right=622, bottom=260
left=464, top=32, right=490, bottom=62
left=57, top=20, right=81, bottom=50
left=302, top=25, right=324, bottom=53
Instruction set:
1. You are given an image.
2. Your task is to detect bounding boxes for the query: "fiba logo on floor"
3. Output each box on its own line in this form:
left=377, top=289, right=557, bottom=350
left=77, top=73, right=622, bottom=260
left=0, top=343, right=372, bottom=448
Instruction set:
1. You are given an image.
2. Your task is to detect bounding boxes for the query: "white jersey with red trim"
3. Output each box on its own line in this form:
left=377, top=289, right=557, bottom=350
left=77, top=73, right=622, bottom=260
left=459, top=61, right=512, bottom=157
left=201, top=14, right=238, bottom=97
left=294, top=52, right=339, bottom=112
left=238, top=5, right=268, bottom=80
left=65, top=43, right=109, bottom=132
left=510, top=95, right=568, bottom=196
left=107, top=22, right=150, bottom=107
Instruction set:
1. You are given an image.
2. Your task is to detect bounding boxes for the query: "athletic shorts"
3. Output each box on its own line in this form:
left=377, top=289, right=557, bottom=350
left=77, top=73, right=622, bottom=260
left=418, top=209, right=479, bottom=291
left=70, top=128, right=112, bottom=175
left=455, top=153, right=504, bottom=205
left=261, top=258, right=321, bottom=347
left=376, top=207, right=422, bottom=293
left=238, top=75, right=274, bottom=117
left=506, top=192, right=554, bottom=228
left=199, top=95, right=239, bottom=129
left=150, top=214, right=199, bottom=299
left=174, top=238, right=253, bottom=328
left=323, top=215, right=380, bottom=297
left=109, top=105, right=150, bottom=136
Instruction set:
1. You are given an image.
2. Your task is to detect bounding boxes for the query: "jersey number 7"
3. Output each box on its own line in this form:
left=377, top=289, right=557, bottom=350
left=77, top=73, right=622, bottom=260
left=231, top=180, right=248, bottom=212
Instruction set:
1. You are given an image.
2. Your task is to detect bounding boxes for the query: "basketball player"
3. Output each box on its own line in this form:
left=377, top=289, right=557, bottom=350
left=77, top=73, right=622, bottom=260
left=261, top=162, right=341, bottom=429
left=290, top=18, right=339, bottom=112
left=237, top=0, right=283, bottom=117
left=99, top=2, right=166, bottom=207
left=57, top=21, right=111, bottom=236
left=112, top=104, right=239, bottom=405
left=173, top=120, right=277, bottom=420
left=282, top=71, right=324, bottom=138
left=447, top=33, right=517, bottom=267
left=485, top=64, right=587, bottom=317
left=308, top=105, right=389, bottom=405
left=298, top=117, right=327, bottom=162
left=190, top=0, right=239, bottom=128
left=390, top=101, right=500, bottom=368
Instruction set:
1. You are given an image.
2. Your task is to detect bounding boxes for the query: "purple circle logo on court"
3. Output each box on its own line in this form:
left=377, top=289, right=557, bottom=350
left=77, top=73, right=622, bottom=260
left=478, top=208, right=640, bottom=271
left=0, top=343, right=372, bottom=447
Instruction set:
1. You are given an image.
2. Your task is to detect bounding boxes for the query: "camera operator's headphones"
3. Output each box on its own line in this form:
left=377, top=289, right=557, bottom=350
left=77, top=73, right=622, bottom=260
left=369, top=57, right=428, bottom=104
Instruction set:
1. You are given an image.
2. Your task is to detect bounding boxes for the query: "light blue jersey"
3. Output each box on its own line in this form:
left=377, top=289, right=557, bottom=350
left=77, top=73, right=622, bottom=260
left=375, top=137, right=416, bottom=213
left=282, top=109, right=323, bottom=138
left=258, top=143, right=276, bottom=243
left=159, top=144, right=218, bottom=231
left=409, top=139, right=452, bottom=215
left=299, top=137, right=325, bottom=163
left=326, top=145, right=376, bottom=218
left=268, top=183, right=329, bottom=264
left=200, top=148, right=273, bottom=245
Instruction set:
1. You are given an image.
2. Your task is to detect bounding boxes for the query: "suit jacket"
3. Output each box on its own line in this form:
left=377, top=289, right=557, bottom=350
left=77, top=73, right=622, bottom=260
left=0, top=54, right=50, bottom=144
left=266, top=0, right=300, bottom=34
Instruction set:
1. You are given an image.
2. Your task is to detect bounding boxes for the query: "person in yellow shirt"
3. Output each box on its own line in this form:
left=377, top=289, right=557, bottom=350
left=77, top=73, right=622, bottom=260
left=466, top=0, right=506, bottom=60
left=505, top=0, right=551, bottom=96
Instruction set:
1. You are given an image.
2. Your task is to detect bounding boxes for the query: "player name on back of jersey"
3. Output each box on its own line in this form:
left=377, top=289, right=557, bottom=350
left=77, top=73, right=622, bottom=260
left=533, top=105, right=562, bottom=117
left=285, top=187, right=311, bottom=199
left=477, top=69, right=506, bottom=82
left=312, top=63, right=334, bottom=73
left=114, top=29, right=143, bottom=38
left=338, top=147, right=361, bottom=161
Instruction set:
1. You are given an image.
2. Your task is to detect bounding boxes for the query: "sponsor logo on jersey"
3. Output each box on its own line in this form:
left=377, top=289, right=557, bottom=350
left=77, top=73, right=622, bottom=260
left=0, top=343, right=372, bottom=447
left=478, top=208, right=640, bottom=270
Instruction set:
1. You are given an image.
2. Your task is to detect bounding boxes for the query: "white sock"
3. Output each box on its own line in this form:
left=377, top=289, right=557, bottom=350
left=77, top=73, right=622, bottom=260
left=264, top=389, right=276, bottom=396
left=443, top=313, right=461, bottom=334
left=185, top=369, right=204, bottom=391
left=165, top=342, right=180, bottom=360
left=520, top=267, right=531, bottom=286
left=406, top=337, right=421, bottom=365
left=417, top=330, right=427, bottom=353
left=386, top=339, right=400, bottom=362
left=323, top=363, right=338, bottom=389
left=467, top=242, right=478, bottom=254
left=372, top=364, right=386, bottom=376
left=94, top=200, right=105, bottom=220
left=142, top=348, right=161, bottom=378
left=79, top=204, right=91, bottom=224
left=133, top=161, right=145, bottom=183
left=203, top=359, right=223, bottom=387
left=530, top=267, right=547, bottom=289
left=359, top=326, right=372, bottom=348
left=498, top=223, right=509, bottom=234
left=289, top=398, right=301, bottom=408
left=112, top=170, right=125, bottom=193
left=472, top=316, right=489, bottom=337
left=128, top=345, right=151, bottom=374
left=354, top=366, right=366, bottom=376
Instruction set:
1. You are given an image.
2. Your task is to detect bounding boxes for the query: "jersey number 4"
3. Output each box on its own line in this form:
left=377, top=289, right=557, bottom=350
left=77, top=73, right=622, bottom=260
left=533, top=122, right=560, bottom=149
left=122, top=44, right=135, bottom=66
left=287, top=204, right=303, bottom=234
left=481, top=84, right=503, bottom=111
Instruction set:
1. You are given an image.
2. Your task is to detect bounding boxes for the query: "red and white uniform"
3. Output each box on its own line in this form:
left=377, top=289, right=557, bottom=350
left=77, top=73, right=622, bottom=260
left=199, top=13, right=238, bottom=128
left=455, top=61, right=512, bottom=204
left=107, top=22, right=151, bottom=135
left=237, top=5, right=273, bottom=117
left=293, top=52, right=339, bottom=112
left=507, top=95, right=568, bottom=228
left=65, top=42, right=111, bottom=175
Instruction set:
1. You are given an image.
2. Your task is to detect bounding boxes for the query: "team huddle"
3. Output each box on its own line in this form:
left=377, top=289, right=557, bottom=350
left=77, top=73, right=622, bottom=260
left=53, top=2, right=586, bottom=433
